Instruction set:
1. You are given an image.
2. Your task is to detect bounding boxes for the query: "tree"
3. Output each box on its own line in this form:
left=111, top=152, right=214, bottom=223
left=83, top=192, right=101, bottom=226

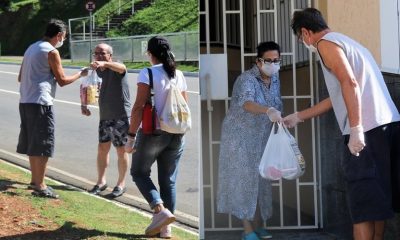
left=0, top=0, right=11, bottom=12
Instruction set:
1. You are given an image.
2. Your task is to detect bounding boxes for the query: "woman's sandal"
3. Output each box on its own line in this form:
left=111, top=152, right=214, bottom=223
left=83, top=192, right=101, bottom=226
left=31, top=187, right=59, bottom=199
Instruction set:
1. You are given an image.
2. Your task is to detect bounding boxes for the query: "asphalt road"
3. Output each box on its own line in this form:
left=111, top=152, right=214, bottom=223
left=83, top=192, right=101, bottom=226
left=0, top=63, right=200, bottom=220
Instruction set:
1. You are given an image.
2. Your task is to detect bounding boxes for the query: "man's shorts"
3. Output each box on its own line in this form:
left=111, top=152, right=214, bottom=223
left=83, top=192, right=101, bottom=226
left=342, top=122, right=400, bottom=223
left=16, top=103, right=55, bottom=157
left=98, top=117, right=129, bottom=147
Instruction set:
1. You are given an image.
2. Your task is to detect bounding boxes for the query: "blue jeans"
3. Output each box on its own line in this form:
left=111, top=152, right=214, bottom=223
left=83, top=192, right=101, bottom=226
left=130, top=130, right=184, bottom=213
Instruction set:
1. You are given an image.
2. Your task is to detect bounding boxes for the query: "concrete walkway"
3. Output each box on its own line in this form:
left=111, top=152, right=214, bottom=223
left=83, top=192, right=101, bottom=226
left=204, top=230, right=340, bottom=240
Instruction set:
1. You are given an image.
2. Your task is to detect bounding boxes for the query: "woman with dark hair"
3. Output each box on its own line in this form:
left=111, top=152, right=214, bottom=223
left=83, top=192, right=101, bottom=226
left=125, top=36, right=188, bottom=238
left=217, top=41, right=283, bottom=240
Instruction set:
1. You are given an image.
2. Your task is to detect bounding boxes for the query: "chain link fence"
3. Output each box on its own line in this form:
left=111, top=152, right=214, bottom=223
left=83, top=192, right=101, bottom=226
left=70, top=31, right=198, bottom=62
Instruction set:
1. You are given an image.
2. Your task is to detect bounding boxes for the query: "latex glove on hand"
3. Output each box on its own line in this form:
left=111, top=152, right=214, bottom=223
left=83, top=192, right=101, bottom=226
left=348, top=125, right=365, bottom=156
left=266, top=107, right=282, bottom=122
left=80, top=67, right=89, bottom=77
left=125, top=134, right=136, bottom=154
left=283, top=112, right=303, bottom=128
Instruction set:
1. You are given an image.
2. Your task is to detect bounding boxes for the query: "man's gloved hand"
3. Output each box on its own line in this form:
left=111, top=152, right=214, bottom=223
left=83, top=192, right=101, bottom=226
left=266, top=107, right=282, bottom=122
left=80, top=67, right=89, bottom=77
left=124, top=134, right=136, bottom=154
left=348, top=125, right=365, bottom=156
left=283, top=112, right=303, bottom=128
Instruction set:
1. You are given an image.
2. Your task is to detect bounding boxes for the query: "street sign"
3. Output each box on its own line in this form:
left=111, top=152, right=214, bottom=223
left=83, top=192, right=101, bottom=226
left=86, top=1, right=95, bottom=12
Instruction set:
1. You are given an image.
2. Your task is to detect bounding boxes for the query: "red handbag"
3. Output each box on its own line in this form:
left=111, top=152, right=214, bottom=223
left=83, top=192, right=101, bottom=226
left=142, top=68, right=156, bottom=134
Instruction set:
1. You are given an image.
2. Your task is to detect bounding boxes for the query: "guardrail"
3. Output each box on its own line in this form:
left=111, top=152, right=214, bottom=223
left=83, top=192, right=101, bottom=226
left=70, top=31, right=199, bottom=63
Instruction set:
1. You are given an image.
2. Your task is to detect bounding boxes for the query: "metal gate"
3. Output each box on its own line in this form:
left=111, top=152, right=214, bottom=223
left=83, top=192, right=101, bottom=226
left=200, top=0, right=320, bottom=235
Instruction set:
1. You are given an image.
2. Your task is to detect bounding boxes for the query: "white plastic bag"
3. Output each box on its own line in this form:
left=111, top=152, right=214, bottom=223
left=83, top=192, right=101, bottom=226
left=259, top=122, right=305, bottom=180
left=159, top=81, right=191, bottom=134
left=80, top=70, right=102, bottom=106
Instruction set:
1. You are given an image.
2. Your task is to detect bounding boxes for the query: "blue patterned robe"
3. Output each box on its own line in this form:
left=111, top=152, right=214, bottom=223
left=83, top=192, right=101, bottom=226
left=217, top=65, right=283, bottom=220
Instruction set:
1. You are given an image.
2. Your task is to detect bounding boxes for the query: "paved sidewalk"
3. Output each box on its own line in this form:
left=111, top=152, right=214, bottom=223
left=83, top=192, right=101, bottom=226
left=204, top=230, right=340, bottom=240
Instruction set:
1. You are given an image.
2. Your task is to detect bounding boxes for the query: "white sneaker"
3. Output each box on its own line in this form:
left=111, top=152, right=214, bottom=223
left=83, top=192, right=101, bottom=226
left=160, top=224, right=172, bottom=238
left=145, top=209, right=175, bottom=236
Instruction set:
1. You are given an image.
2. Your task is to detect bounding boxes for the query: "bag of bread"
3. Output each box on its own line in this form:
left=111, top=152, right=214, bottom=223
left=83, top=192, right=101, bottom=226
left=80, top=70, right=102, bottom=106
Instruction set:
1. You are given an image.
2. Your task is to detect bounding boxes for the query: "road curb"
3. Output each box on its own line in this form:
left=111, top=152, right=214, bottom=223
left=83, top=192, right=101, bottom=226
left=0, top=61, right=199, bottom=77
left=0, top=149, right=199, bottom=231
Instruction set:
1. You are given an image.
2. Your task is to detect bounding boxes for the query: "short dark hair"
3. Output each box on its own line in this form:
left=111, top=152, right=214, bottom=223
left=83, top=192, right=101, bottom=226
left=256, top=41, right=280, bottom=58
left=291, top=8, right=329, bottom=37
left=44, top=19, right=66, bottom=38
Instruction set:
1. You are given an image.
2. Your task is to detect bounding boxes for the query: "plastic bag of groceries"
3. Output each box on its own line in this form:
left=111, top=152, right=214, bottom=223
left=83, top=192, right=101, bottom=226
left=259, top=122, right=305, bottom=180
left=80, top=69, right=102, bottom=106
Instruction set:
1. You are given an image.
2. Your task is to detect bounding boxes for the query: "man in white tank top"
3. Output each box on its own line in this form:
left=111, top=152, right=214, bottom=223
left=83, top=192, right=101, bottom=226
left=284, top=7, right=400, bottom=240
left=17, top=19, right=88, bottom=199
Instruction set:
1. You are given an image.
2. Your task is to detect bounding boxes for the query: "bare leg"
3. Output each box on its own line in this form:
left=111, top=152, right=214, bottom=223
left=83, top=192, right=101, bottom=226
left=243, top=219, right=254, bottom=235
left=96, top=142, right=111, bottom=186
left=154, top=203, right=165, bottom=213
left=115, top=146, right=128, bottom=188
left=373, top=221, right=385, bottom=240
left=29, top=156, right=48, bottom=190
left=353, top=221, right=374, bottom=240
left=252, top=203, right=263, bottom=230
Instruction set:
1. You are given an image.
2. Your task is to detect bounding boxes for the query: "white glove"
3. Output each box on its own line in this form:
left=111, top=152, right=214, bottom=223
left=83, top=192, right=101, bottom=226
left=348, top=125, right=365, bottom=156
left=283, top=112, right=303, bottom=128
left=124, top=134, right=136, bottom=153
left=266, top=107, right=282, bottom=122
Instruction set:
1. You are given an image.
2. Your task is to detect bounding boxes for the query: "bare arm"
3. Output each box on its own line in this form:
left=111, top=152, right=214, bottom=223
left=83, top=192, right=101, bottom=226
left=128, top=83, right=150, bottom=134
left=18, top=60, right=24, bottom=83
left=181, top=91, right=188, bottom=103
left=91, top=61, right=126, bottom=74
left=317, top=40, right=361, bottom=128
left=243, top=101, right=271, bottom=114
left=48, top=50, right=82, bottom=87
left=297, top=97, right=333, bottom=120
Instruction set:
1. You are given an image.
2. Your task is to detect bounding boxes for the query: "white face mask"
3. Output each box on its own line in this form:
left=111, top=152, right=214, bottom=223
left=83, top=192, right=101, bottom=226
left=302, top=35, right=317, bottom=53
left=55, top=39, right=64, bottom=48
left=261, top=62, right=280, bottom=76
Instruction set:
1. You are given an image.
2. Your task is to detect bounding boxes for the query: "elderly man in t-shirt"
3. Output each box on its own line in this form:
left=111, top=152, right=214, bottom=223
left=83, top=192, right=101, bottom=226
left=82, top=43, right=131, bottom=198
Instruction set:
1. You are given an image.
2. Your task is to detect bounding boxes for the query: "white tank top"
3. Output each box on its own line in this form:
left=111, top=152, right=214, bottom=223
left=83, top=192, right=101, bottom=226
left=19, top=41, right=56, bottom=105
left=317, top=32, right=400, bottom=134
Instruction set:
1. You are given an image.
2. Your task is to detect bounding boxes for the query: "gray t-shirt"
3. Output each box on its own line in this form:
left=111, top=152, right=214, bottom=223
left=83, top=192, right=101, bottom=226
left=97, top=68, right=131, bottom=120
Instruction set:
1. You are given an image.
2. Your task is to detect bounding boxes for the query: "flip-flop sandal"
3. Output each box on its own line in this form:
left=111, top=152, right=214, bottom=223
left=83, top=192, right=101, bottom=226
left=31, top=187, right=59, bottom=199
left=27, top=183, right=53, bottom=191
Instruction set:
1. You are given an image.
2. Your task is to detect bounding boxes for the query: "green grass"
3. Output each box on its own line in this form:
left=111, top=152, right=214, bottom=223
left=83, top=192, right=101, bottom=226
left=0, top=160, right=198, bottom=240
left=107, top=0, right=198, bottom=37
left=0, top=57, right=199, bottom=72
left=94, top=0, right=141, bottom=27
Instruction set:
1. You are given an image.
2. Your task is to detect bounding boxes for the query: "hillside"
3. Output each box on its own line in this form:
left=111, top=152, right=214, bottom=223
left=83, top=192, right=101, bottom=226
left=0, top=0, right=108, bottom=56
left=0, top=0, right=198, bottom=56
left=103, top=0, right=198, bottom=37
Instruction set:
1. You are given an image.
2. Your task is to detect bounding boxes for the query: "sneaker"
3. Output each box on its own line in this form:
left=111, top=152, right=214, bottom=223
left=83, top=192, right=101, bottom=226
left=88, top=184, right=107, bottom=195
left=145, top=209, right=175, bottom=236
left=160, top=224, right=172, bottom=239
left=242, top=231, right=260, bottom=240
left=255, top=228, right=272, bottom=239
left=111, top=186, right=126, bottom=198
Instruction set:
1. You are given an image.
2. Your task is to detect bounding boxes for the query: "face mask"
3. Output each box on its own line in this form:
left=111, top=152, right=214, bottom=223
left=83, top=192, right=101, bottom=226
left=302, top=35, right=317, bottom=53
left=55, top=39, right=63, bottom=48
left=261, top=62, right=280, bottom=76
